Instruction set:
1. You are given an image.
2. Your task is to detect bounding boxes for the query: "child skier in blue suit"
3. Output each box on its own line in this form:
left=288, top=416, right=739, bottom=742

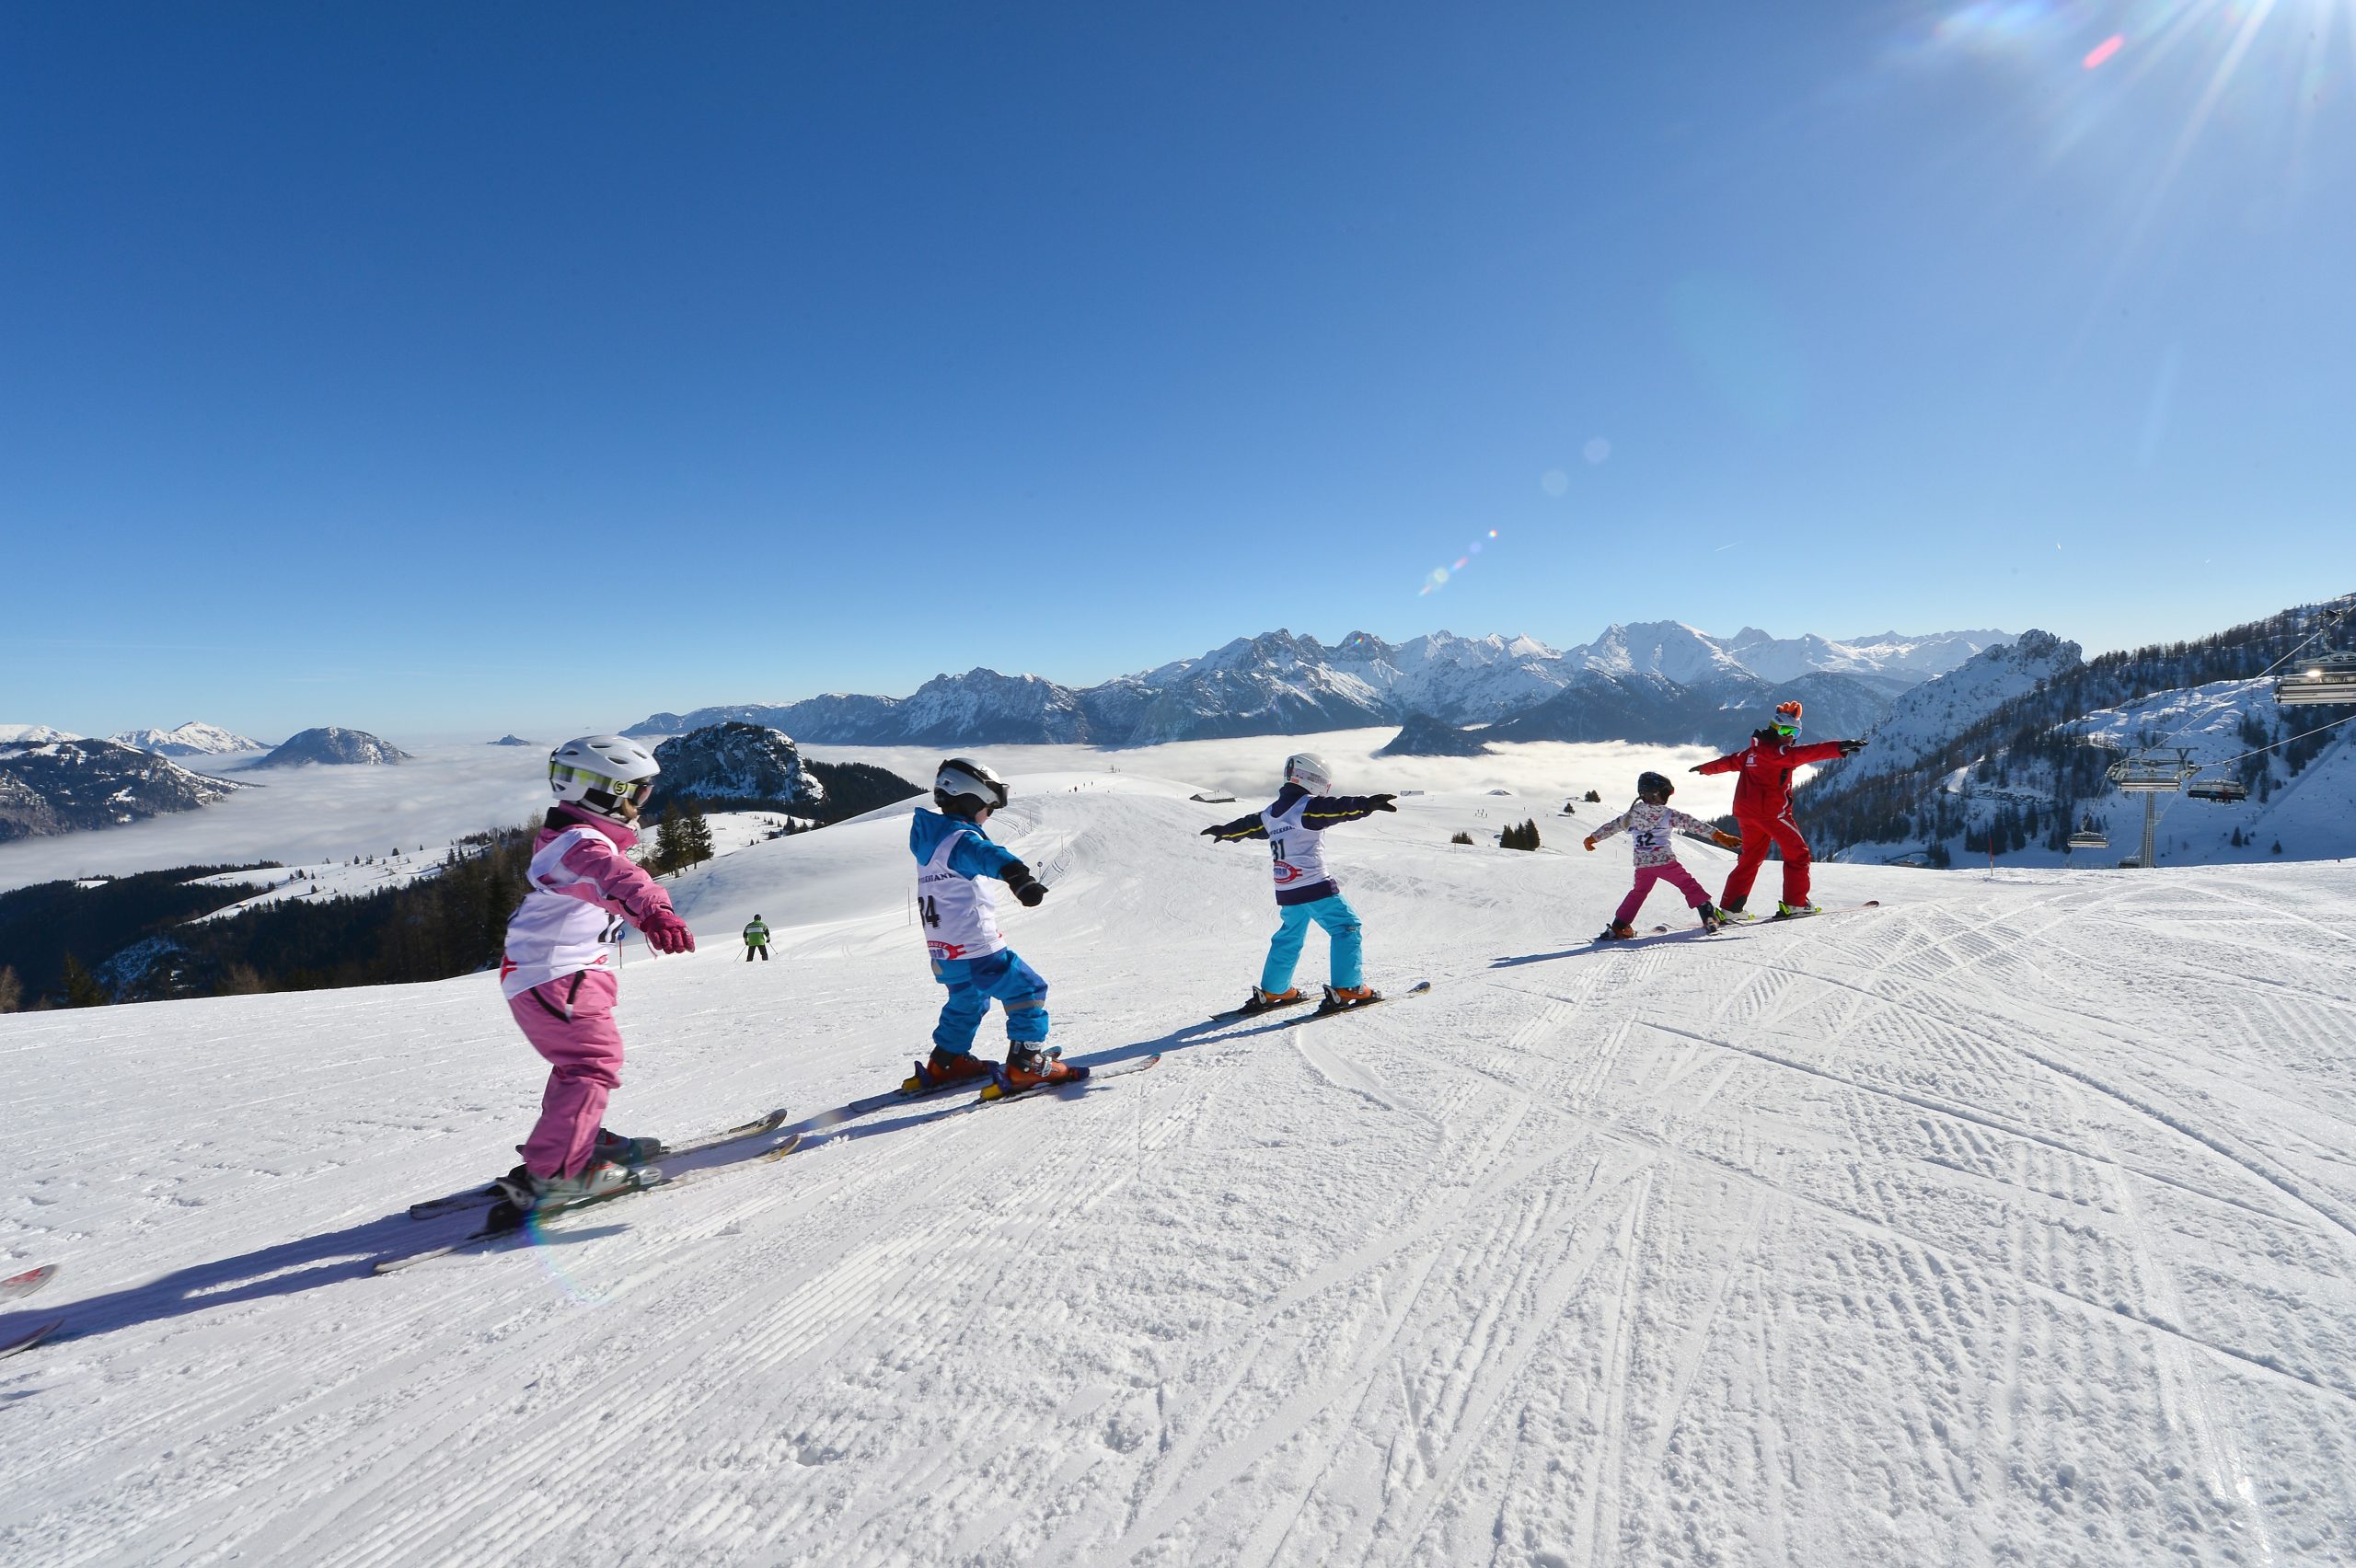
left=907, top=757, right=1078, bottom=1093
left=1202, top=752, right=1397, bottom=1012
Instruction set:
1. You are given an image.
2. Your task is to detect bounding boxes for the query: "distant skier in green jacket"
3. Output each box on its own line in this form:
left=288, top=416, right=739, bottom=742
left=742, top=915, right=770, bottom=963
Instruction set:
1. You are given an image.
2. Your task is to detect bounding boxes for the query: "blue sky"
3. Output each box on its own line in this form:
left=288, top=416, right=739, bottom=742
left=6, top=1, right=2352, bottom=741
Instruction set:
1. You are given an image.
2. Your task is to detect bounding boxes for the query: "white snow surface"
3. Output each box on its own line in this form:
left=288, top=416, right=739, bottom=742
left=6, top=772, right=2355, bottom=1565
left=0, top=724, right=83, bottom=744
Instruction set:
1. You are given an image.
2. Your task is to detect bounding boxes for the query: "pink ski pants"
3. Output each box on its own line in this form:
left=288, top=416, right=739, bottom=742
left=507, top=969, right=624, bottom=1179
left=1614, top=862, right=1712, bottom=928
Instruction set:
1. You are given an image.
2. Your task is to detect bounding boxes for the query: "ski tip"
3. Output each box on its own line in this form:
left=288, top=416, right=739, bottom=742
left=2, top=1263, right=59, bottom=1296
left=1405, top=980, right=1433, bottom=994
left=0, top=1318, right=65, bottom=1359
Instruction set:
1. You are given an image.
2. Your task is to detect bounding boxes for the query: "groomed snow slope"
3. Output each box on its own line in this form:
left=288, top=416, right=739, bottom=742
left=6, top=775, right=2354, bottom=1566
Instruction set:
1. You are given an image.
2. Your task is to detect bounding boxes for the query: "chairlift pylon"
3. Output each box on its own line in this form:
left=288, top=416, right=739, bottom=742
left=2103, top=748, right=2198, bottom=868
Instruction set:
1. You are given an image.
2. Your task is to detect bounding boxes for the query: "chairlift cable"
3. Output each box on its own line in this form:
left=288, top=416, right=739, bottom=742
left=2199, top=709, right=2356, bottom=772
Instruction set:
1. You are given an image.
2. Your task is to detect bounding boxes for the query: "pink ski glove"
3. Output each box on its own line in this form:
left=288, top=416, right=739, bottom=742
left=641, top=909, right=695, bottom=954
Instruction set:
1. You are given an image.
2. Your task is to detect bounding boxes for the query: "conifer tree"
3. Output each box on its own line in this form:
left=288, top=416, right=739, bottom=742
left=681, top=801, right=717, bottom=870
left=0, top=964, right=19, bottom=1014
left=61, top=953, right=108, bottom=1008
left=651, top=804, right=684, bottom=876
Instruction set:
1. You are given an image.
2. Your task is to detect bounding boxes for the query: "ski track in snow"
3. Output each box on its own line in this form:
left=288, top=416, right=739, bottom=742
left=5, top=775, right=2354, bottom=1566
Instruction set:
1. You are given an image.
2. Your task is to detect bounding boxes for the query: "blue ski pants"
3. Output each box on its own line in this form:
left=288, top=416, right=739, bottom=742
left=930, top=948, right=1049, bottom=1055
left=1260, top=894, right=1364, bottom=994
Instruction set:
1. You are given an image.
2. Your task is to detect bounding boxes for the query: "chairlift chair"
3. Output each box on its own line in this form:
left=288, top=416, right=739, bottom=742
left=2066, top=826, right=2109, bottom=851
left=2273, top=651, right=2356, bottom=706
left=2185, top=778, right=2249, bottom=802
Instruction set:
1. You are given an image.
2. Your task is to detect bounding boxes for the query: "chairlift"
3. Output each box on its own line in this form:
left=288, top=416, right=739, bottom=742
left=2110, top=757, right=2189, bottom=793
left=2273, top=651, right=2356, bottom=706
left=2066, top=822, right=2108, bottom=851
left=2186, top=777, right=2249, bottom=803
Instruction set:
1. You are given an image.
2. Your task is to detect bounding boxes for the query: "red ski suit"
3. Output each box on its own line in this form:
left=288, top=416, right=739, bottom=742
left=1692, top=732, right=1849, bottom=910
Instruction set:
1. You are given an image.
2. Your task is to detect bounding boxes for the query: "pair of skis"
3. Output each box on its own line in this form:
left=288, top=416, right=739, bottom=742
left=1216, top=980, right=1433, bottom=1021
left=404, top=1106, right=801, bottom=1222
left=384, top=1052, right=1165, bottom=1274
left=379, top=1112, right=811, bottom=1274
left=2, top=1264, right=62, bottom=1361
left=1598, top=900, right=1882, bottom=947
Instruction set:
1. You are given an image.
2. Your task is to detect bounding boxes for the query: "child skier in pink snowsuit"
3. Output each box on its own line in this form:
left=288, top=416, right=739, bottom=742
left=1583, top=770, right=1741, bottom=940
left=494, top=735, right=694, bottom=1211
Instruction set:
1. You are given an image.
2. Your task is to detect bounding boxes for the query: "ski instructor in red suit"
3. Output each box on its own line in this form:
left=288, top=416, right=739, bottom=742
left=1691, top=700, right=1865, bottom=918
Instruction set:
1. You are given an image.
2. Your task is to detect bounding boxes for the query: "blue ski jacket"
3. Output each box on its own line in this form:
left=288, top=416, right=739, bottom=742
left=908, top=807, right=1022, bottom=882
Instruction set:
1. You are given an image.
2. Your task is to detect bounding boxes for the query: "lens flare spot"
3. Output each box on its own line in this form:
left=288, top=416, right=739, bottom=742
left=1487, top=529, right=1499, bottom=538
left=2083, top=33, right=2123, bottom=69
left=1583, top=438, right=1611, bottom=465
left=1541, top=469, right=1569, bottom=497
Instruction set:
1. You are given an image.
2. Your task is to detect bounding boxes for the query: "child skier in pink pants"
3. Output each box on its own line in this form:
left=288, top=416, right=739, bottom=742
left=494, top=736, right=695, bottom=1212
left=1583, top=770, right=1740, bottom=940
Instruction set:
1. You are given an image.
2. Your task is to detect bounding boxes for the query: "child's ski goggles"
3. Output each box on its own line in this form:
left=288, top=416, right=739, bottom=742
left=551, top=762, right=655, bottom=805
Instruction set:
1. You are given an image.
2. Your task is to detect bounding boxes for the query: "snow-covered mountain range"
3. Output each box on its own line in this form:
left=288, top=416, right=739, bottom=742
left=0, top=738, right=243, bottom=843
left=627, top=623, right=2010, bottom=748
left=110, top=721, right=269, bottom=756
left=0, top=724, right=82, bottom=744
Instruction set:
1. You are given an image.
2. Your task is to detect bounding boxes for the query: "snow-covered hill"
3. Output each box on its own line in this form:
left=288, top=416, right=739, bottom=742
left=6, top=774, right=2351, bottom=1564
left=0, top=738, right=242, bottom=843
left=652, top=722, right=826, bottom=811
left=251, top=726, right=411, bottom=767
left=1841, top=630, right=2085, bottom=783
left=110, top=721, right=269, bottom=756
left=2072, top=680, right=2356, bottom=865
left=0, top=724, right=83, bottom=744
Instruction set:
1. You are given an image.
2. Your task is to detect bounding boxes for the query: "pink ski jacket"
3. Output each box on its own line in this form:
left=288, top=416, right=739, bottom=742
left=499, top=807, right=677, bottom=997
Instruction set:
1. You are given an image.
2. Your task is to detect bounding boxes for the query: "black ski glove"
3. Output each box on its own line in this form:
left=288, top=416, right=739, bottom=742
left=1839, top=739, right=1866, bottom=756
left=1003, top=861, right=1048, bottom=907
left=1199, top=824, right=1222, bottom=839
left=1369, top=793, right=1398, bottom=813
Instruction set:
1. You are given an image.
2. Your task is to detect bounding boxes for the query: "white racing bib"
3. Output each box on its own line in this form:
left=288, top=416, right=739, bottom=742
left=918, top=828, right=1007, bottom=963
left=1262, top=794, right=1332, bottom=894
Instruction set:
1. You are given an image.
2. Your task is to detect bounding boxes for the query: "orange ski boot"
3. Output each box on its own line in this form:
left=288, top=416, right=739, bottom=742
left=995, top=1043, right=1085, bottom=1096
left=1242, top=986, right=1304, bottom=1014
left=904, top=1047, right=999, bottom=1094
left=1318, top=984, right=1383, bottom=1012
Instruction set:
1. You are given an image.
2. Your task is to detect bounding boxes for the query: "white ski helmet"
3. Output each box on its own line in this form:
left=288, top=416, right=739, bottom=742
left=934, top=756, right=1011, bottom=817
left=549, top=735, right=660, bottom=820
left=1284, top=752, right=1334, bottom=794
